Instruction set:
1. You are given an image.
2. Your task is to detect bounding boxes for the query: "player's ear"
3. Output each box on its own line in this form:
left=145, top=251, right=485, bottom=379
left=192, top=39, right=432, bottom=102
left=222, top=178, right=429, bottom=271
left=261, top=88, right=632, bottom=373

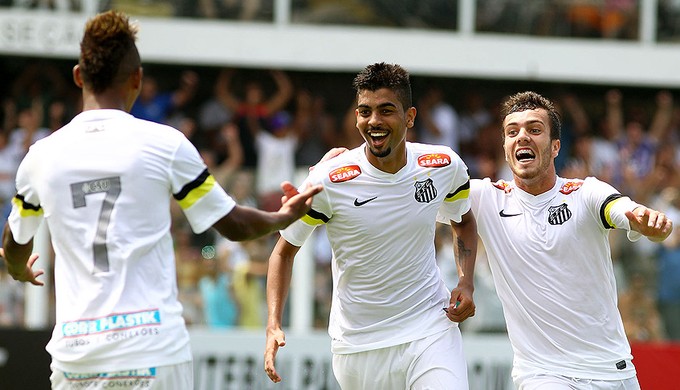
left=72, top=65, right=84, bottom=89
left=552, top=139, right=561, bottom=158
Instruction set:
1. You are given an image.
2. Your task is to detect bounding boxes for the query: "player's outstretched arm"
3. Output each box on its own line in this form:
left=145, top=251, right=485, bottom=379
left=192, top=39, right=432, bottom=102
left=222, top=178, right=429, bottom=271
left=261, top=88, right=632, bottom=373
left=264, top=237, right=301, bottom=383
left=1, top=224, right=44, bottom=286
left=626, top=206, right=673, bottom=243
left=213, top=182, right=322, bottom=241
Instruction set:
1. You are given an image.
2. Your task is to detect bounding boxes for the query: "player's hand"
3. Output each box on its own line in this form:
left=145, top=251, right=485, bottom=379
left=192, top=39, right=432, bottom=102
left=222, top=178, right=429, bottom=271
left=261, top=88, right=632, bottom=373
left=264, top=327, right=287, bottom=383
left=309, top=147, right=349, bottom=171
left=445, top=284, right=475, bottom=323
left=278, top=182, right=322, bottom=222
left=626, top=206, right=673, bottom=242
left=0, top=248, right=44, bottom=286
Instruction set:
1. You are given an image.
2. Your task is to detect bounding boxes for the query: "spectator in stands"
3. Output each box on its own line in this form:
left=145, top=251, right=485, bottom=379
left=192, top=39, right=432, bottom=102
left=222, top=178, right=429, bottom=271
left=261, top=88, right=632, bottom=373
left=130, top=70, right=199, bottom=124
left=618, top=272, right=665, bottom=342
left=605, top=89, right=673, bottom=198
left=458, top=89, right=493, bottom=162
left=198, top=250, right=239, bottom=328
left=254, top=111, right=299, bottom=212
left=215, top=68, right=293, bottom=169
left=174, top=225, right=204, bottom=326
left=655, top=187, right=680, bottom=341
left=416, top=84, right=460, bottom=151
left=293, top=89, right=339, bottom=168
left=232, top=237, right=270, bottom=328
left=9, top=105, right=51, bottom=161
left=0, top=10, right=321, bottom=389
left=0, top=130, right=18, bottom=230
left=0, top=258, right=24, bottom=327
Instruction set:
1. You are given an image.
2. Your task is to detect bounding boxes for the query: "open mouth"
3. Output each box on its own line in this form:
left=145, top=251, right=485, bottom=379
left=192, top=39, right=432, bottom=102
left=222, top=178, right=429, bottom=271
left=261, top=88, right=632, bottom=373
left=515, top=148, right=535, bottom=162
left=368, top=130, right=388, bottom=145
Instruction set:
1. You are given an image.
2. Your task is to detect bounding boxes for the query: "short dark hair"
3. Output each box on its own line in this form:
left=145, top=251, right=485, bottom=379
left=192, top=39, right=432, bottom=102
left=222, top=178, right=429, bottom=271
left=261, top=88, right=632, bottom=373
left=352, top=62, right=412, bottom=110
left=79, top=10, right=141, bottom=93
left=501, top=91, right=561, bottom=140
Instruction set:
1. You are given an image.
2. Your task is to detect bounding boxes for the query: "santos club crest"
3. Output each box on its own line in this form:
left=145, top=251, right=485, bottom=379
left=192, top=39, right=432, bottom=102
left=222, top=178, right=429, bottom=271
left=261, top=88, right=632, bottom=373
left=548, top=203, right=572, bottom=225
left=414, top=178, right=437, bottom=203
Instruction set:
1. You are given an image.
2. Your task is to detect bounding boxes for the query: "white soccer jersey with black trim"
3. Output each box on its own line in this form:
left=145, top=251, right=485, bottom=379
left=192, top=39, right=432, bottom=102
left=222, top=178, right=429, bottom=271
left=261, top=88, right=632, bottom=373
left=469, top=176, right=640, bottom=380
left=281, top=142, right=471, bottom=354
left=8, top=109, right=235, bottom=372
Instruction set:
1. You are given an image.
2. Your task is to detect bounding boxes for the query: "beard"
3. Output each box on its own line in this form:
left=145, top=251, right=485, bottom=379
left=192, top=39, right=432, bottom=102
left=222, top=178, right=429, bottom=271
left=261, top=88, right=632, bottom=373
left=368, top=145, right=391, bottom=158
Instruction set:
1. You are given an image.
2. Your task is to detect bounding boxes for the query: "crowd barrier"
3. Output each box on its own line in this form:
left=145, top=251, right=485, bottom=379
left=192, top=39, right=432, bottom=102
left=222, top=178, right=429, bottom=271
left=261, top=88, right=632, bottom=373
left=3, top=327, right=675, bottom=389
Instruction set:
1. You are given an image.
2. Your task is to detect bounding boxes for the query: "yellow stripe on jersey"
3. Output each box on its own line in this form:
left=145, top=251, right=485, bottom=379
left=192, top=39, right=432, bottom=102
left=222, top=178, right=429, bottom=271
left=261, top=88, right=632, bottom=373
left=174, top=169, right=215, bottom=210
left=13, top=194, right=43, bottom=217
left=301, top=209, right=329, bottom=225
left=445, top=181, right=470, bottom=203
left=601, top=194, right=624, bottom=229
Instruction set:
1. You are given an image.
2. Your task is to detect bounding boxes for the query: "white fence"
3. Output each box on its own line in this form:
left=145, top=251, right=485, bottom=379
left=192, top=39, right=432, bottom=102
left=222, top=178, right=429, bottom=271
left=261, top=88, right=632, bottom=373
left=190, top=328, right=514, bottom=390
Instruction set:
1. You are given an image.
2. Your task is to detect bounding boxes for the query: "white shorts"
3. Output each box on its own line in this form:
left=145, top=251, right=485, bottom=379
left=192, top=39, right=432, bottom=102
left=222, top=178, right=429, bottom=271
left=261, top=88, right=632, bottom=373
left=515, top=373, right=641, bottom=390
left=50, top=361, right=193, bottom=390
left=332, top=327, right=468, bottom=390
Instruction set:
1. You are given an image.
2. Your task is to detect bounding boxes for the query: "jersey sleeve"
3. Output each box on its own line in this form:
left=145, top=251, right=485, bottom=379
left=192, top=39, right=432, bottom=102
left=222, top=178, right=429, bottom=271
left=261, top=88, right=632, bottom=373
left=584, top=177, right=642, bottom=241
left=7, top=147, right=44, bottom=245
left=436, top=154, right=471, bottom=224
left=171, top=137, right=236, bottom=234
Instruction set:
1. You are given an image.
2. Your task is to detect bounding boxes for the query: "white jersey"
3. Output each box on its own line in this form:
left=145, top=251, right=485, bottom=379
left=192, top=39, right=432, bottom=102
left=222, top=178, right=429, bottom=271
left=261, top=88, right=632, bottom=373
left=469, top=176, right=640, bottom=380
left=281, top=142, right=471, bottom=354
left=8, top=109, right=236, bottom=372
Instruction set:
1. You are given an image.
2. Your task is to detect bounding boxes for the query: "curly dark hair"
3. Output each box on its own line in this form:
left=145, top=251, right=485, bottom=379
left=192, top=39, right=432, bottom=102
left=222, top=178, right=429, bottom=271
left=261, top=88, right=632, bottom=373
left=501, top=91, right=561, bottom=140
left=352, top=62, right=412, bottom=110
left=79, top=10, right=141, bottom=94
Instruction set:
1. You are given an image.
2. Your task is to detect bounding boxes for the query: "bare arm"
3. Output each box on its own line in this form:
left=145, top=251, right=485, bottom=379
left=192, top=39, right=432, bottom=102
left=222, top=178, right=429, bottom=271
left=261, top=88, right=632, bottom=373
left=264, top=237, right=301, bottom=383
left=446, top=209, right=477, bottom=323
left=215, top=69, right=242, bottom=112
left=171, top=70, right=199, bottom=109
left=1, top=223, right=44, bottom=286
left=648, top=90, right=674, bottom=143
left=212, top=181, right=321, bottom=241
left=265, top=70, right=293, bottom=115
left=212, top=123, right=244, bottom=186
left=605, top=89, right=624, bottom=140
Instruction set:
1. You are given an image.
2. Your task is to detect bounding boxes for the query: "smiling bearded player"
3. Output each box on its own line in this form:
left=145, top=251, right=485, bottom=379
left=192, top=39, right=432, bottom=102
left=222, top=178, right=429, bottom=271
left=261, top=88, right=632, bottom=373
left=264, top=62, right=479, bottom=389
left=468, top=91, right=673, bottom=389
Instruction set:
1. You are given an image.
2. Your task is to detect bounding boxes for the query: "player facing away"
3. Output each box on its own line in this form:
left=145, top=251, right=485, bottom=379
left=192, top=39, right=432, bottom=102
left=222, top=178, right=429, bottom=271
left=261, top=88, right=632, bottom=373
left=0, top=11, right=321, bottom=390
left=264, top=62, right=478, bottom=389
left=468, top=91, right=673, bottom=389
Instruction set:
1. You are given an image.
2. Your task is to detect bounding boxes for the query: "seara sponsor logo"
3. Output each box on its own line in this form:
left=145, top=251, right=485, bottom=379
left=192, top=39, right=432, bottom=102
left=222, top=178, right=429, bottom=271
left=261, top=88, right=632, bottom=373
left=329, top=165, right=361, bottom=183
left=559, top=180, right=583, bottom=195
left=417, top=153, right=451, bottom=168
left=62, top=309, right=161, bottom=337
left=493, top=180, right=514, bottom=193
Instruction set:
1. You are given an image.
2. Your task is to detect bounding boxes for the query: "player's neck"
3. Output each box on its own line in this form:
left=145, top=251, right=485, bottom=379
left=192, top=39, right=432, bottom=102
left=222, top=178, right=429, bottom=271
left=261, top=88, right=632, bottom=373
left=514, top=172, right=557, bottom=196
left=366, top=145, right=407, bottom=174
left=81, top=90, right=129, bottom=112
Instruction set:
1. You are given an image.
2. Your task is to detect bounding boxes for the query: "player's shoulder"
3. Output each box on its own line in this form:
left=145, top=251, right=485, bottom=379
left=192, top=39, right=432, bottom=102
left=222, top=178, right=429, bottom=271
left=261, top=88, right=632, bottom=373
left=308, top=147, right=364, bottom=184
left=408, top=142, right=462, bottom=168
left=557, top=176, right=615, bottom=196
left=472, top=177, right=514, bottom=193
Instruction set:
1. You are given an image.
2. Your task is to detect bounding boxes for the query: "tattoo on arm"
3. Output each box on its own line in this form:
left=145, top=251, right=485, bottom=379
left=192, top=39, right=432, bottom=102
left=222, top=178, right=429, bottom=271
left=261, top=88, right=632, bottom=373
left=455, top=237, right=472, bottom=263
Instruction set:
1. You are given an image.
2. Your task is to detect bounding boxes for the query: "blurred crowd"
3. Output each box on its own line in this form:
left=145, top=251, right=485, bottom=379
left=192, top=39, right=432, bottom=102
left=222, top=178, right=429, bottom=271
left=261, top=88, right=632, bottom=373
left=0, top=60, right=678, bottom=344
left=9, top=0, right=680, bottom=42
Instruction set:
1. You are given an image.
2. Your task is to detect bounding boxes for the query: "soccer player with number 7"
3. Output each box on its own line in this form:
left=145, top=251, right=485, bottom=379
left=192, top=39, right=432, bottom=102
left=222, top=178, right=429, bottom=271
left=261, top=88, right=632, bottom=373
left=0, top=10, right=320, bottom=390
